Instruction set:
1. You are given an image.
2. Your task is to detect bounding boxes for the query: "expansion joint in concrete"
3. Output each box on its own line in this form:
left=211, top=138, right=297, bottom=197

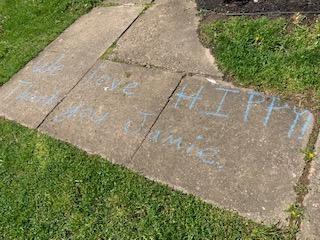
left=290, top=113, right=320, bottom=232
left=37, top=4, right=151, bottom=130
left=101, top=1, right=155, bottom=59
left=106, top=56, right=223, bottom=81
left=130, top=73, right=187, bottom=161
left=35, top=58, right=99, bottom=129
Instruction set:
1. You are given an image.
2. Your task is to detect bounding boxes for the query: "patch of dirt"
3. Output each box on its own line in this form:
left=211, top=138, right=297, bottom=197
left=197, top=0, right=320, bottom=13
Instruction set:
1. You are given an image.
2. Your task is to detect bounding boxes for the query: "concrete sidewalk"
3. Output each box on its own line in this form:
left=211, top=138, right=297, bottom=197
left=0, top=0, right=318, bottom=236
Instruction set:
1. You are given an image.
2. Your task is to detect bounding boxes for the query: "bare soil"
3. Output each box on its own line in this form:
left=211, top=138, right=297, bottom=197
left=197, top=0, right=320, bottom=13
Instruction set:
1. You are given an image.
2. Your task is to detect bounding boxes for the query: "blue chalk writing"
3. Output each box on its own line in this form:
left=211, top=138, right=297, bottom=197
left=86, top=66, right=102, bottom=82
left=202, top=88, right=240, bottom=118
left=196, top=147, right=221, bottom=169
left=15, top=80, right=60, bottom=107
left=123, top=82, right=139, bottom=96
left=146, top=128, right=223, bottom=170
left=148, top=130, right=161, bottom=143
left=244, top=91, right=265, bottom=122
left=86, top=69, right=113, bottom=86
left=196, top=135, right=204, bottom=140
left=53, top=103, right=109, bottom=125
left=174, top=83, right=204, bottom=110
left=123, top=112, right=154, bottom=134
left=263, top=97, right=289, bottom=126
left=110, top=79, right=122, bottom=91
left=186, top=135, right=204, bottom=154
left=33, top=54, right=65, bottom=75
left=299, top=112, right=313, bottom=139
left=79, top=107, right=109, bottom=125
left=288, top=107, right=311, bottom=138
left=3, top=80, right=30, bottom=101
left=87, top=71, right=139, bottom=96
left=53, top=105, right=81, bottom=123
left=123, top=121, right=131, bottom=134
left=288, top=107, right=313, bottom=139
left=162, top=133, right=183, bottom=150
left=186, top=144, right=195, bottom=154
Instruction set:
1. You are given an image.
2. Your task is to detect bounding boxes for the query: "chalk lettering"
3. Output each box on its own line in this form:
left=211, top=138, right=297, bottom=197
left=299, top=111, right=313, bottom=139
left=244, top=91, right=265, bottom=122
left=162, top=133, right=183, bottom=150
left=53, top=103, right=109, bottom=125
left=174, top=83, right=204, bottom=110
left=186, top=135, right=204, bottom=155
left=109, top=79, right=122, bottom=91
left=96, top=75, right=113, bottom=86
left=87, top=71, right=139, bottom=96
left=15, top=81, right=60, bottom=107
left=53, top=105, right=81, bottom=123
left=123, top=82, right=139, bottom=96
left=146, top=128, right=223, bottom=169
left=202, top=88, right=240, bottom=118
left=123, top=112, right=154, bottom=134
left=79, top=107, right=109, bottom=125
left=148, top=130, right=161, bottom=143
left=263, top=97, right=289, bottom=126
left=86, top=64, right=105, bottom=83
left=197, top=147, right=221, bottom=167
left=3, top=80, right=30, bottom=101
left=288, top=107, right=313, bottom=139
left=33, top=54, right=65, bottom=75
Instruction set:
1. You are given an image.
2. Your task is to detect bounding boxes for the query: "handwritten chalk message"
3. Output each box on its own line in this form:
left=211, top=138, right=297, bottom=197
left=3, top=80, right=60, bottom=107
left=51, top=106, right=224, bottom=170
left=52, top=103, right=109, bottom=125
left=2, top=54, right=66, bottom=109
left=4, top=54, right=312, bottom=172
left=147, top=129, right=223, bottom=170
left=173, top=82, right=313, bottom=140
left=85, top=68, right=139, bottom=96
left=46, top=75, right=313, bottom=171
left=32, top=54, right=65, bottom=75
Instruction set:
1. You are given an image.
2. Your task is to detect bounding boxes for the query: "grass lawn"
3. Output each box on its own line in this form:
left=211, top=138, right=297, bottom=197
left=0, top=119, right=287, bottom=239
left=200, top=16, right=320, bottom=111
left=0, top=0, right=102, bottom=86
left=0, top=0, right=297, bottom=239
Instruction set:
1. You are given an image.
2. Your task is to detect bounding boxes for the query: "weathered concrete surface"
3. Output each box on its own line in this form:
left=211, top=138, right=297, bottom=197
left=129, top=75, right=313, bottom=223
left=0, top=6, right=142, bottom=128
left=103, top=0, right=152, bottom=5
left=40, top=60, right=183, bottom=164
left=300, top=136, right=320, bottom=239
left=109, top=0, right=221, bottom=76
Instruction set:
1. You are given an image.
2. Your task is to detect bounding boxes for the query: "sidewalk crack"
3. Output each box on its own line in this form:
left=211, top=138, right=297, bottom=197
left=36, top=5, right=151, bottom=129
left=130, top=73, right=186, bottom=162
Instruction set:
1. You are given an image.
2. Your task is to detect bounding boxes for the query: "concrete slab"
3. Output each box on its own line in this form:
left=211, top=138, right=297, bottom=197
left=40, top=60, right=183, bottom=164
left=300, top=136, right=320, bottom=239
left=109, top=0, right=221, bottom=76
left=129, top=75, right=313, bottom=223
left=0, top=6, right=143, bottom=128
left=103, top=0, right=152, bottom=5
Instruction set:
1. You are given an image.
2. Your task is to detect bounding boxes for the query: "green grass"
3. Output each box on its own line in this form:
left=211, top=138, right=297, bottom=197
left=201, top=16, right=320, bottom=110
left=0, top=119, right=288, bottom=239
left=0, top=0, right=102, bottom=86
left=0, top=1, right=291, bottom=238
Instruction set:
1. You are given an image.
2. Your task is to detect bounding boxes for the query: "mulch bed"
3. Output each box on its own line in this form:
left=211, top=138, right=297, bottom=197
left=196, top=0, right=320, bottom=14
